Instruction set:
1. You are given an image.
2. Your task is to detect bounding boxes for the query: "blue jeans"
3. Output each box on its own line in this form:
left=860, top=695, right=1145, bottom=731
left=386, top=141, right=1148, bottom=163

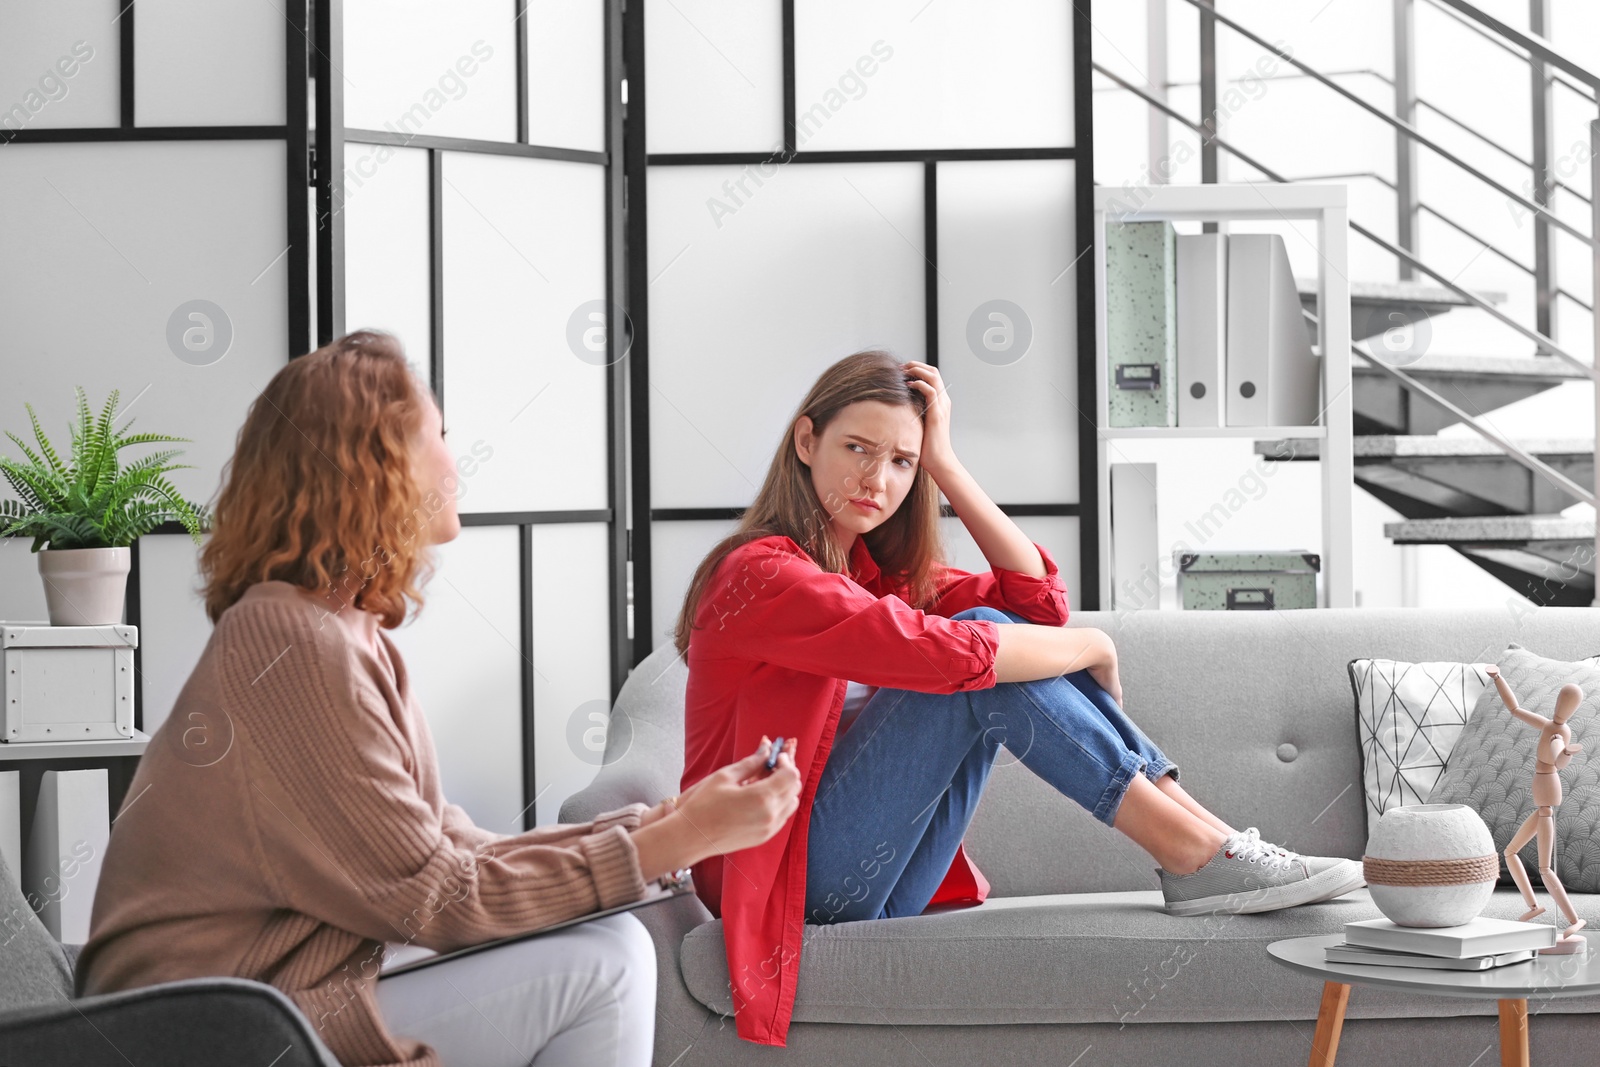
left=803, top=607, right=1179, bottom=925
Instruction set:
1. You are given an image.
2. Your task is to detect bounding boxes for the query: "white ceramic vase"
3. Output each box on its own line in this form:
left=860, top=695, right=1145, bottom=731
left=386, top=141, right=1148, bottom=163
left=1363, top=803, right=1498, bottom=928
left=37, top=546, right=131, bottom=626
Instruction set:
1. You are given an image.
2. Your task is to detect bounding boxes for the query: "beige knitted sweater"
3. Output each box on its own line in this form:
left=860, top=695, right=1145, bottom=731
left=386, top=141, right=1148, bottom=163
left=76, top=580, right=649, bottom=1067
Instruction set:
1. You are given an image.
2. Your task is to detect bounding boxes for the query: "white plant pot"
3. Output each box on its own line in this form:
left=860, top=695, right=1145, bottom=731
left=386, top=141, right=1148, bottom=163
left=1364, top=803, right=1498, bottom=927
left=37, top=546, right=131, bottom=626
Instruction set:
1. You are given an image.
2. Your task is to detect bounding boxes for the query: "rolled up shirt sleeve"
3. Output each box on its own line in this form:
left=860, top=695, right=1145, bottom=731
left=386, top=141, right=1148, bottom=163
left=928, top=540, right=1072, bottom=626
left=703, top=539, right=1000, bottom=693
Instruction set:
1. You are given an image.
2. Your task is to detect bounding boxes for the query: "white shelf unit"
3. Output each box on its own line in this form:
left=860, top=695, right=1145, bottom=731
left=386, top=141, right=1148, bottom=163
left=1092, top=183, right=1354, bottom=609
left=0, top=730, right=151, bottom=761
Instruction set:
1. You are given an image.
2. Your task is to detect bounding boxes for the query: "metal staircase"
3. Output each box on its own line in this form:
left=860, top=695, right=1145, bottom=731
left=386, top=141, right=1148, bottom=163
left=1097, top=0, right=1600, bottom=606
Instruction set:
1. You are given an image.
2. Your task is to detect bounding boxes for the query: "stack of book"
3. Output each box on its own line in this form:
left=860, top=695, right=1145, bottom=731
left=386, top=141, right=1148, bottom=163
left=1325, top=916, right=1558, bottom=971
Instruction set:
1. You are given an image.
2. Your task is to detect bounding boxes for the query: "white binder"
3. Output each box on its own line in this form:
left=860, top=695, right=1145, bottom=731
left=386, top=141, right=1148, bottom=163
left=1226, top=233, right=1321, bottom=427
left=1177, top=233, right=1227, bottom=427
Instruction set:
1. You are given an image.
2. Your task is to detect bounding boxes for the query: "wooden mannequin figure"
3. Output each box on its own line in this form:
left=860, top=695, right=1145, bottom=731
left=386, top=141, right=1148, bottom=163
left=1485, top=665, right=1588, bottom=955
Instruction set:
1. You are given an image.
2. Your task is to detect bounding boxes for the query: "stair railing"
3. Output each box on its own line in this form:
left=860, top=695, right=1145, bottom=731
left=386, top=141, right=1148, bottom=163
left=1169, top=0, right=1599, bottom=374
left=1093, top=63, right=1596, bottom=511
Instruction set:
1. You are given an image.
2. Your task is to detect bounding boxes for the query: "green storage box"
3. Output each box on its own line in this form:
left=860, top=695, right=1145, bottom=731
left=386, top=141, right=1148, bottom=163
left=1174, top=550, right=1320, bottom=610
left=1104, top=220, right=1177, bottom=428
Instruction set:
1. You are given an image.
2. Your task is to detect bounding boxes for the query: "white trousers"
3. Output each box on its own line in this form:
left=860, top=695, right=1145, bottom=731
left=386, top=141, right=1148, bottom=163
left=374, top=913, right=656, bottom=1067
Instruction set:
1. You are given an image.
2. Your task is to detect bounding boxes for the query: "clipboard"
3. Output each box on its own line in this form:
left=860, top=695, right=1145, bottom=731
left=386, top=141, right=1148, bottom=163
left=380, top=882, right=695, bottom=978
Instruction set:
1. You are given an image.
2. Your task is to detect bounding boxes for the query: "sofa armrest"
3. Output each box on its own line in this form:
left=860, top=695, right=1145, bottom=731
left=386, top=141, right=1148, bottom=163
left=0, top=977, right=343, bottom=1067
left=561, top=760, right=663, bottom=823
left=560, top=714, right=683, bottom=824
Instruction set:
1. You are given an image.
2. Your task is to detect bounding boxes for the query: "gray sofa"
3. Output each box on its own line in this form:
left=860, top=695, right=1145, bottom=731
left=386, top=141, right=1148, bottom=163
left=563, top=606, right=1600, bottom=1066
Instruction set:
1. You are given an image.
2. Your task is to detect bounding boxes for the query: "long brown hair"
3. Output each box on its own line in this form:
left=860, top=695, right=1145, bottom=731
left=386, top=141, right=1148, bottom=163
left=200, top=330, right=438, bottom=628
left=672, top=349, right=948, bottom=656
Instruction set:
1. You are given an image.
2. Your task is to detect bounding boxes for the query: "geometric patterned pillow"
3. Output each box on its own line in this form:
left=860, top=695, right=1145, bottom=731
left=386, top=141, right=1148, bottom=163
left=1427, top=644, right=1600, bottom=892
left=1349, top=658, right=1495, bottom=844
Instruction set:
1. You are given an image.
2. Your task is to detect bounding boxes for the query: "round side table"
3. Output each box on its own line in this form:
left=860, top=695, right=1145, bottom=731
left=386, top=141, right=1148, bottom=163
left=1268, top=933, right=1600, bottom=1067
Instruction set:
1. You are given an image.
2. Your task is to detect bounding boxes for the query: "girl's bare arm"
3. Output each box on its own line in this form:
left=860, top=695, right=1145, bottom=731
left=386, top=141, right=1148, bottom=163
left=993, top=623, right=1118, bottom=694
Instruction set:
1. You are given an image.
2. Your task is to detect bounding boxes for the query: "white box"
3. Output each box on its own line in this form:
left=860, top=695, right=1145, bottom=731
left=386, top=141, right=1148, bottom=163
left=1, top=623, right=137, bottom=743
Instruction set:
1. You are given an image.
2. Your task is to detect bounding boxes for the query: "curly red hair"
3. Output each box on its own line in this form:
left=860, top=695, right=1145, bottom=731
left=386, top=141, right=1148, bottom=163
left=200, top=330, right=438, bottom=628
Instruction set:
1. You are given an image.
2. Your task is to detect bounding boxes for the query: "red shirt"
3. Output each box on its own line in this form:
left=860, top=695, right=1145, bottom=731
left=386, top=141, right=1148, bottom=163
left=681, top=532, right=1072, bottom=1045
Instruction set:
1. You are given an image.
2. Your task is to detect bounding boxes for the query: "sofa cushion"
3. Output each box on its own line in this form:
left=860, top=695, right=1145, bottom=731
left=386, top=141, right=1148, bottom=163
left=0, top=853, right=75, bottom=1011
left=1349, top=658, right=1497, bottom=841
left=679, top=888, right=1600, bottom=1027
left=956, top=608, right=1600, bottom=897
left=1429, top=644, right=1600, bottom=892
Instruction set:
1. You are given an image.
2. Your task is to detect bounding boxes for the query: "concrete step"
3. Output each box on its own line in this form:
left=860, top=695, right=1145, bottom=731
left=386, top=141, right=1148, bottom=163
left=1349, top=353, right=1588, bottom=436
left=1297, top=278, right=1507, bottom=344
left=1381, top=515, right=1595, bottom=606
left=1254, top=436, right=1594, bottom=519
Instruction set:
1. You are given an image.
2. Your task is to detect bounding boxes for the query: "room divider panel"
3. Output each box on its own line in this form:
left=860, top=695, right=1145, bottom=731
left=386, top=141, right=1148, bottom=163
left=626, top=0, right=1098, bottom=661
left=319, top=0, right=627, bottom=828
left=0, top=1, right=310, bottom=750
left=1, top=0, right=1099, bottom=836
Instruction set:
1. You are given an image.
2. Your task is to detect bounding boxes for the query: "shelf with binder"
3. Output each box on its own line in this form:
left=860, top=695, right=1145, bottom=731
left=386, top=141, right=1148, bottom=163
left=1092, top=183, right=1354, bottom=609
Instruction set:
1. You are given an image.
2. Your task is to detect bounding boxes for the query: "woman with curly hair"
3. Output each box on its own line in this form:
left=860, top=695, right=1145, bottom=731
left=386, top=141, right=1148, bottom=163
left=77, top=330, right=801, bottom=1067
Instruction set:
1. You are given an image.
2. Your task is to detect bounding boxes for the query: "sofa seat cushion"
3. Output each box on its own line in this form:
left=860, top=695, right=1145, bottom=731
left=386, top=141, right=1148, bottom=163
left=680, top=888, right=1600, bottom=1027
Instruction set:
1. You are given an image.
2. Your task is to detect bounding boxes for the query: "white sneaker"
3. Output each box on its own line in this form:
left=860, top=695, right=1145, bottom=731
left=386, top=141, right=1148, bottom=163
left=1157, top=827, right=1366, bottom=916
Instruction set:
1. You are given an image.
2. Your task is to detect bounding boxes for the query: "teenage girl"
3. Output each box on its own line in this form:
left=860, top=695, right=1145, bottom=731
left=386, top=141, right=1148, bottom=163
left=672, top=348, right=1364, bottom=1045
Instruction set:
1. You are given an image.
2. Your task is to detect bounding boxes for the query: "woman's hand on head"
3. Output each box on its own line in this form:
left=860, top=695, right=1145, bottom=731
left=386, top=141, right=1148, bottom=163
left=902, top=361, right=957, bottom=479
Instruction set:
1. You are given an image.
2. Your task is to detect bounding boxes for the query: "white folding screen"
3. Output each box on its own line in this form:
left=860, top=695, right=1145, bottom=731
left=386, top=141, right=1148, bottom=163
left=643, top=0, right=784, bottom=153
left=792, top=0, right=1074, bottom=151
left=529, top=523, right=614, bottom=824
left=133, top=0, right=287, bottom=126
left=634, top=0, right=1086, bottom=655
left=440, top=152, right=610, bottom=513
left=648, top=519, right=739, bottom=649
left=0, top=7, right=306, bottom=818
left=127, top=534, right=213, bottom=737
left=525, top=0, right=607, bottom=152
left=334, top=0, right=624, bottom=828
left=343, top=0, right=519, bottom=142
left=0, top=1, right=1090, bottom=842
left=343, top=145, right=433, bottom=382
left=646, top=162, right=926, bottom=509
left=385, top=526, right=525, bottom=832
left=0, top=2, right=118, bottom=128
left=935, top=160, right=1079, bottom=505
left=0, top=141, right=290, bottom=503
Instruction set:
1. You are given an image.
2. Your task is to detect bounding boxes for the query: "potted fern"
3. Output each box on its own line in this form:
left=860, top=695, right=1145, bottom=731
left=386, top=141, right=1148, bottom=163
left=0, top=387, right=209, bottom=626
